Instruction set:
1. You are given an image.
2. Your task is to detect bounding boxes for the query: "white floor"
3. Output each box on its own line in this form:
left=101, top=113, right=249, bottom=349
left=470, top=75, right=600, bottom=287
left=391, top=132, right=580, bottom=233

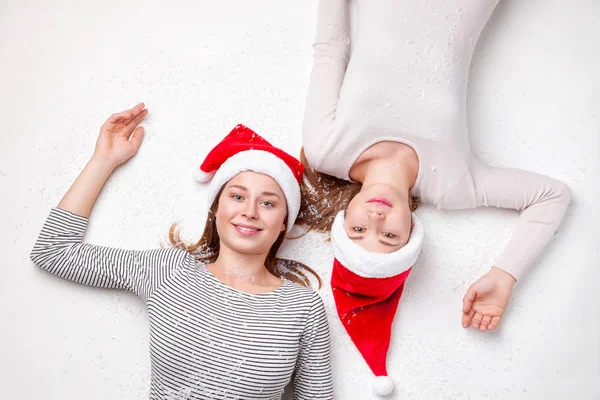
left=1, top=1, right=598, bottom=399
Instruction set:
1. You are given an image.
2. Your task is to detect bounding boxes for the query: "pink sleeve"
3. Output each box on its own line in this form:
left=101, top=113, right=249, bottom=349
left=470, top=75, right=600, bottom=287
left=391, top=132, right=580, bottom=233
left=467, top=158, right=572, bottom=280
left=302, top=0, right=350, bottom=167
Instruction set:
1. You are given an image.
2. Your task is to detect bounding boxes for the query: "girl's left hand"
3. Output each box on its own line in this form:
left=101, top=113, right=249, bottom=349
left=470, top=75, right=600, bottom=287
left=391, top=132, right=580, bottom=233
left=461, top=267, right=516, bottom=331
left=93, top=103, right=148, bottom=167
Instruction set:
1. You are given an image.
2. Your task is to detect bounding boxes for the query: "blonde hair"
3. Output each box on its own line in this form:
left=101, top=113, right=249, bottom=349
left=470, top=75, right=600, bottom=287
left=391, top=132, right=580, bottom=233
left=166, top=185, right=322, bottom=288
left=296, top=148, right=420, bottom=233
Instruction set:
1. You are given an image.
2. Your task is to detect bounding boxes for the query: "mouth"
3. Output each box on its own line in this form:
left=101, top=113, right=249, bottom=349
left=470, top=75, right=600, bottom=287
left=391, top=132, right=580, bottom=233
left=367, top=197, right=392, bottom=207
left=232, top=223, right=263, bottom=236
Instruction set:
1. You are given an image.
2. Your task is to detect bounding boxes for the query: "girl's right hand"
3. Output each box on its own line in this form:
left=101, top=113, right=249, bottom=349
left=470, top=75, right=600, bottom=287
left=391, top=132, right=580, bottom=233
left=93, top=103, right=148, bottom=167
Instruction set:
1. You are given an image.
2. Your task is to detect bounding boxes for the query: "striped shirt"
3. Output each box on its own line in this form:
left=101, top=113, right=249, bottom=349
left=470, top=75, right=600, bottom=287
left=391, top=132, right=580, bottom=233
left=30, top=208, right=333, bottom=400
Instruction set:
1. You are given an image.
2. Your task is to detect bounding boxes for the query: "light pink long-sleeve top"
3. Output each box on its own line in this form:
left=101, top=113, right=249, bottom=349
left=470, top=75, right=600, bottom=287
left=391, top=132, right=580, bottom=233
left=302, top=0, right=571, bottom=281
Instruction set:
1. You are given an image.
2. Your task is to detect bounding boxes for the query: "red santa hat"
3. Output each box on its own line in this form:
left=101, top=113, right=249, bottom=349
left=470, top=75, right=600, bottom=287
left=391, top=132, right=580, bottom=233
left=193, top=124, right=304, bottom=232
left=330, top=210, right=424, bottom=397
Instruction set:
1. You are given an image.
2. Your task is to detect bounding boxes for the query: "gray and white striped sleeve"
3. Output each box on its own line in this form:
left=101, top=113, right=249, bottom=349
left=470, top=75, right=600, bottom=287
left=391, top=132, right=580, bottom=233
left=293, top=291, right=334, bottom=399
left=30, top=207, right=190, bottom=302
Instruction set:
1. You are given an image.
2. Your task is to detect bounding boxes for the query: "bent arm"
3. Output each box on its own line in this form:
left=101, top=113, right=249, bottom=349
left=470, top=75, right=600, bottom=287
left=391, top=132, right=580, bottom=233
left=30, top=208, right=188, bottom=301
left=27, top=104, right=186, bottom=301
left=470, top=158, right=571, bottom=280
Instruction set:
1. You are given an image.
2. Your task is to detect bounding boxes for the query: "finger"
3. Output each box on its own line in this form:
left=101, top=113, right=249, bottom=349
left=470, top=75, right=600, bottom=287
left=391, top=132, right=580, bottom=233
left=126, top=109, right=149, bottom=133
left=462, top=309, right=475, bottom=328
left=124, top=103, right=147, bottom=125
left=108, top=110, right=134, bottom=124
left=130, top=126, right=145, bottom=153
left=108, top=102, right=145, bottom=124
left=462, top=287, right=476, bottom=314
left=487, top=316, right=502, bottom=331
left=471, top=312, right=483, bottom=329
left=480, top=315, right=492, bottom=331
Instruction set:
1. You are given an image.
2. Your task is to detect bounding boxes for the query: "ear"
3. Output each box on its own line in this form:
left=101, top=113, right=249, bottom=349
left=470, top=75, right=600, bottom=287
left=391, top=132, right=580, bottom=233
left=280, top=222, right=286, bottom=232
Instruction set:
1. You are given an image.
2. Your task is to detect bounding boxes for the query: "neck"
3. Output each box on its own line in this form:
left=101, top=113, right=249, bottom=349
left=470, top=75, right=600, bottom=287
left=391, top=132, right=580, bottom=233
left=351, top=153, right=416, bottom=199
left=209, top=245, right=272, bottom=285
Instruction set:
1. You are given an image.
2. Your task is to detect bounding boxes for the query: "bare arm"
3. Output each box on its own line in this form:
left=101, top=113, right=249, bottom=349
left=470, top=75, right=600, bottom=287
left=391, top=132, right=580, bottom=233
left=58, top=102, right=148, bottom=217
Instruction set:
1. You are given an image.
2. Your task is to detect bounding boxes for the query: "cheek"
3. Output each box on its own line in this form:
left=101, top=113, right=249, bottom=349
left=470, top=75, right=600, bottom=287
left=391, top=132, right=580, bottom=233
left=392, top=210, right=412, bottom=232
left=264, top=209, right=287, bottom=229
left=342, top=214, right=353, bottom=230
left=213, top=209, right=225, bottom=226
left=213, top=212, right=227, bottom=236
left=215, top=198, right=239, bottom=218
left=344, top=203, right=363, bottom=224
left=214, top=202, right=234, bottom=229
left=346, top=195, right=360, bottom=212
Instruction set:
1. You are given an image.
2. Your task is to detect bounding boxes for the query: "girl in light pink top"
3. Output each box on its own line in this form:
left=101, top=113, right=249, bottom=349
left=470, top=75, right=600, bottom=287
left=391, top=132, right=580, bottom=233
left=298, top=0, right=571, bottom=338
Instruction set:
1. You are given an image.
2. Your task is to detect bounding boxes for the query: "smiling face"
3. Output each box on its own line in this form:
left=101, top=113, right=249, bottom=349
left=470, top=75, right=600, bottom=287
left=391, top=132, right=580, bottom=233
left=214, top=171, right=288, bottom=257
left=343, top=183, right=412, bottom=253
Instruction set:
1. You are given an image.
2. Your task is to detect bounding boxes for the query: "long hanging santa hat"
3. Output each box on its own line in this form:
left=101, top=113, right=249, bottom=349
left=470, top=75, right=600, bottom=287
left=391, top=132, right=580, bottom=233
left=330, top=210, right=424, bottom=397
left=193, top=124, right=304, bottom=231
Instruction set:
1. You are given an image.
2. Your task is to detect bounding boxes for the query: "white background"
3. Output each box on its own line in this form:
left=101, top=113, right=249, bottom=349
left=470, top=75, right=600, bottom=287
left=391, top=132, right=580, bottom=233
left=1, top=0, right=598, bottom=399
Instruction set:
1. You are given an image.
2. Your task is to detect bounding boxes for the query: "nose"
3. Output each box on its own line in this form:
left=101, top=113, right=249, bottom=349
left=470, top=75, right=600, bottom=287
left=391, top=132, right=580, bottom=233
left=367, top=210, right=385, bottom=220
left=242, top=202, right=258, bottom=219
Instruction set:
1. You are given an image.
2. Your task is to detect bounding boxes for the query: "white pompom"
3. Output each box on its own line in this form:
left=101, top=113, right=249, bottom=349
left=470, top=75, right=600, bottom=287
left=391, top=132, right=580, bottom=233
left=372, top=376, right=395, bottom=397
left=193, top=168, right=215, bottom=183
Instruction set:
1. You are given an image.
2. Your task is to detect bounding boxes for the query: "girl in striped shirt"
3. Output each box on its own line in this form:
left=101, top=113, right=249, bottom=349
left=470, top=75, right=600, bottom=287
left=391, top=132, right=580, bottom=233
left=30, top=103, right=334, bottom=399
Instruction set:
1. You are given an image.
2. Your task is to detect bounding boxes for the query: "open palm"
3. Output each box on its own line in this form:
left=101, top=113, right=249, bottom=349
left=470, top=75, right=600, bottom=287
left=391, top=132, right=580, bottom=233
left=94, top=102, right=148, bottom=166
left=462, top=268, right=515, bottom=331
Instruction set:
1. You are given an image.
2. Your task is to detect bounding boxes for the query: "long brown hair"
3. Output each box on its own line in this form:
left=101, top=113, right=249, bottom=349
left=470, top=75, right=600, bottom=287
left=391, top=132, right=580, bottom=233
left=295, top=148, right=420, bottom=233
left=166, top=186, right=322, bottom=289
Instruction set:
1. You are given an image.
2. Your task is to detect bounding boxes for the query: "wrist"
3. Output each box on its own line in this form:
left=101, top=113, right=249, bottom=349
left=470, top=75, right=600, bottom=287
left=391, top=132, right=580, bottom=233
left=89, top=154, right=119, bottom=171
left=490, top=266, right=516, bottom=286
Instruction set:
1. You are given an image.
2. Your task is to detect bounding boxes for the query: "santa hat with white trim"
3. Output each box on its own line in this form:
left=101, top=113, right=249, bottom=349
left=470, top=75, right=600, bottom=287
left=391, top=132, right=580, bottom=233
left=330, top=210, right=424, bottom=397
left=193, top=124, right=304, bottom=232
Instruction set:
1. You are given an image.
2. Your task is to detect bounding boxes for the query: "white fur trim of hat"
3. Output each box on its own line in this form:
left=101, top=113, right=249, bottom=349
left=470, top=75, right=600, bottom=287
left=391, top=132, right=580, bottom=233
left=331, top=210, right=424, bottom=278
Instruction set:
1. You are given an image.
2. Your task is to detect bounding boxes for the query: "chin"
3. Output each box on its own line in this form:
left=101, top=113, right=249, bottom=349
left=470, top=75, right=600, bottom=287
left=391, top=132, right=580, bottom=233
left=219, top=237, right=257, bottom=253
left=362, top=183, right=396, bottom=195
left=224, top=235, right=275, bottom=256
left=378, top=184, right=404, bottom=197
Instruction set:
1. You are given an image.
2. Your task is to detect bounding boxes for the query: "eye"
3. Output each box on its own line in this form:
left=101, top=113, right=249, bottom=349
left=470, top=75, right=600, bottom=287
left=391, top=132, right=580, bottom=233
left=231, top=194, right=243, bottom=201
left=261, top=201, right=275, bottom=208
left=353, top=227, right=365, bottom=232
left=383, top=232, right=395, bottom=238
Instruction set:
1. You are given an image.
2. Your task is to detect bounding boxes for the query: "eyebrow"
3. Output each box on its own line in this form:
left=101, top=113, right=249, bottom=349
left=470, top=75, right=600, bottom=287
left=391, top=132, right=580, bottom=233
left=347, top=235, right=363, bottom=241
left=348, top=235, right=398, bottom=247
left=261, top=191, right=281, bottom=199
left=227, top=185, right=281, bottom=200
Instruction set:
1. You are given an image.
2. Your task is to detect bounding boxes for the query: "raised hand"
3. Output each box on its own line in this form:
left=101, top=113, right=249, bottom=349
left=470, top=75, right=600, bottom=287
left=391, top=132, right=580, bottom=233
left=57, top=102, right=149, bottom=218
left=93, top=102, right=149, bottom=166
left=461, top=267, right=516, bottom=331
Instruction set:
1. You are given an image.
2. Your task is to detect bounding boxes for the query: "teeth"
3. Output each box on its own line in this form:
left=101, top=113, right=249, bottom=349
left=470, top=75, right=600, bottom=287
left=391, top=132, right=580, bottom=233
left=236, top=225, right=258, bottom=232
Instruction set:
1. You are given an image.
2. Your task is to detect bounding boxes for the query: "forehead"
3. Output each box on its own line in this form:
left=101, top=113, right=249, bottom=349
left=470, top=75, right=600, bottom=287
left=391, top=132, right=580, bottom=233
left=225, top=171, right=284, bottom=195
